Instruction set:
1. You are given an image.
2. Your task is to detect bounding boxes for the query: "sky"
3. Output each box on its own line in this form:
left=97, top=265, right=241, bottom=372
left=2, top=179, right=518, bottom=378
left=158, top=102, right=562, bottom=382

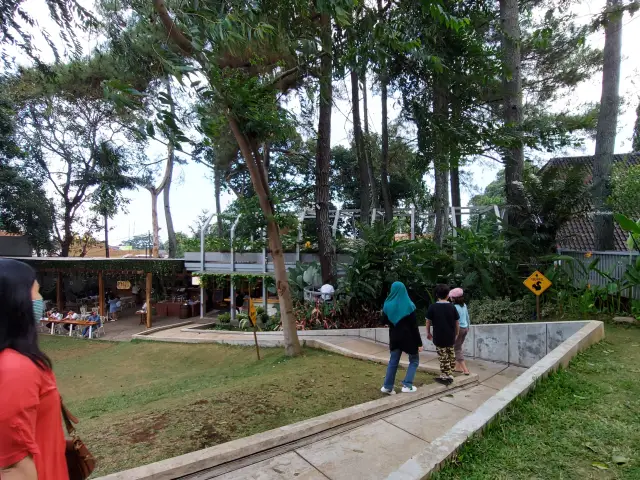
left=10, top=0, right=640, bottom=246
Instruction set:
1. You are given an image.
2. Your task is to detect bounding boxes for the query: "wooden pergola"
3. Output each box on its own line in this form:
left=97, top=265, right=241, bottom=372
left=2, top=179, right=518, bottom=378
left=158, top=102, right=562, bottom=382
left=11, top=257, right=185, bottom=328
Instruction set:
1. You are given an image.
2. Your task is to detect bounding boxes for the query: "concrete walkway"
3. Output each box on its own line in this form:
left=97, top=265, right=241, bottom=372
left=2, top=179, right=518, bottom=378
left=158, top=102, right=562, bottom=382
left=135, top=325, right=525, bottom=480
left=189, top=365, right=524, bottom=480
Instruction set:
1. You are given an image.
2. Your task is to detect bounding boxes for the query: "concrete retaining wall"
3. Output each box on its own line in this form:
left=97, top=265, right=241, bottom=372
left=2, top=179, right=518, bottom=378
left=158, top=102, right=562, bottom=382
left=182, top=321, right=589, bottom=368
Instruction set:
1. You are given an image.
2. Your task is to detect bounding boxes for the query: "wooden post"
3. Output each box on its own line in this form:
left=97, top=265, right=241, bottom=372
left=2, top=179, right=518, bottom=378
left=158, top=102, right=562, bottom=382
left=98, top=272, right=105, bottom=317
left=252, top=324, right=261, bottom=360
left=145, top=272, right=152, bottom=328
left=56, top=272, right=63, bottom=312
left=249, top=295, right=261, bottom=360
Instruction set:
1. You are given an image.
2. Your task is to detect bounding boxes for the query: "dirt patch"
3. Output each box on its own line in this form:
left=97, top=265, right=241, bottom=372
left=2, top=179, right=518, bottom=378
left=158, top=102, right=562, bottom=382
left=190, top=423, right=230, bottom=450
left=192, top=399, right=209, bottom=406
left=128, top=413, right=170, bottom=444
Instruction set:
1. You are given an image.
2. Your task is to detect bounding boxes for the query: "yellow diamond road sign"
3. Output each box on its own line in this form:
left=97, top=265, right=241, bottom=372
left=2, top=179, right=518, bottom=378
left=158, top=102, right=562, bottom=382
left=523, top=271, right=552, bottom=296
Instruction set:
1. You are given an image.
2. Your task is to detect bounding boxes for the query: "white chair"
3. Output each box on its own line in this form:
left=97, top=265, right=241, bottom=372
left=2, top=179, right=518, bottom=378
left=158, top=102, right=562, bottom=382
left=37, top=320, right=49, bottom=334
left=94, top=321, right=106, bottom=338
left=79, top=306, right=88, bottom=320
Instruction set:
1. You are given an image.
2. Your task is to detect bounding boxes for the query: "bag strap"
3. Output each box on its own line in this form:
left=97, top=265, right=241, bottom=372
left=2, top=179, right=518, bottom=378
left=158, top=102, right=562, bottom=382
left=60, top=398, right=79, bottom=436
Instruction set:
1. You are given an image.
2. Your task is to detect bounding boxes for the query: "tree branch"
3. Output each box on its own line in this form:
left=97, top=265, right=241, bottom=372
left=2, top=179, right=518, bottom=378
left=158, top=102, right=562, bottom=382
left=152, top=0, right=194, bottom=56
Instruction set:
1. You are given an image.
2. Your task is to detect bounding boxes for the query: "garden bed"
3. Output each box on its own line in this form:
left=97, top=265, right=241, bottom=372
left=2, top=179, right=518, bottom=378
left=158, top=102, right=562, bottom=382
left=42, top=336, right=433, bottom=477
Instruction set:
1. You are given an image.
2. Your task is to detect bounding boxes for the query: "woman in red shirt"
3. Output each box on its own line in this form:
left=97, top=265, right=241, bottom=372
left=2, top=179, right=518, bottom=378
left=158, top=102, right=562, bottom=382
left=0, top=259, right=68, bottom=480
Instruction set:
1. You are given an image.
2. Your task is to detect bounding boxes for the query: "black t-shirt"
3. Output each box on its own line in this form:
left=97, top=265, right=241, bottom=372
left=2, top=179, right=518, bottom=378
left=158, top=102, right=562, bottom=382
left=427, top=302, right=459, bottom=347
left=236, top=293, right=245, bottom=306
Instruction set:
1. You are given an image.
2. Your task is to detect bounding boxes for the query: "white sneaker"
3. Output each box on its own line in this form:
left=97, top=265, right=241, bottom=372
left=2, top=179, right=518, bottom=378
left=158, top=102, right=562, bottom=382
left=380, top=386, right=396, bottom=395
left=401, top=385, right=418, bottom=393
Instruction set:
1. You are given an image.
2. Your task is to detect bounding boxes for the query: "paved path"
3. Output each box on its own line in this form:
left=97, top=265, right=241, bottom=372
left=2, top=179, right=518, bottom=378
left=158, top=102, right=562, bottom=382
left=140, top=326, right=526, bottom=480
left=191, top=364, right=524, bottom=480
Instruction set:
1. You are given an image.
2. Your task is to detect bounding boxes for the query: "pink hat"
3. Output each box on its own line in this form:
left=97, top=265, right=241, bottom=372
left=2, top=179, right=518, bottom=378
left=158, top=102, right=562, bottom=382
left=449, top=288, right=464, bottom=298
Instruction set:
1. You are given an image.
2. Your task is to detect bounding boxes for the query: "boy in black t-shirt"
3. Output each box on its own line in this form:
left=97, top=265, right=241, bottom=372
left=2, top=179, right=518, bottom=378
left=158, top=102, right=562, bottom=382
left=426, top=284, right=460, bottom=385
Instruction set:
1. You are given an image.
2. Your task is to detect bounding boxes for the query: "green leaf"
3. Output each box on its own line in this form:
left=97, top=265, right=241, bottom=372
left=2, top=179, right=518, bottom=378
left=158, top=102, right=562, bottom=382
left=615, top=214, right=640, bottom=235
left=592, top=461, right=609, bottom=470
left=146, top=122, right=155, bottom=137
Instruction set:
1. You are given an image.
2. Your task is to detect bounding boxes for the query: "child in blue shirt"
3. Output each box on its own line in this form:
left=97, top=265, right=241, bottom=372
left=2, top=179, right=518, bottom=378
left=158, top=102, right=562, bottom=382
left=449, top=288, right=470, bottom=375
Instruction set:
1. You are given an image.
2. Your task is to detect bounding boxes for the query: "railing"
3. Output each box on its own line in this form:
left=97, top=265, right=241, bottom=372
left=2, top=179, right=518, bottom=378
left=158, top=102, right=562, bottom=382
left=184, top=252, right=352, bottom=275
left=556, top=248, right=640, bottom=300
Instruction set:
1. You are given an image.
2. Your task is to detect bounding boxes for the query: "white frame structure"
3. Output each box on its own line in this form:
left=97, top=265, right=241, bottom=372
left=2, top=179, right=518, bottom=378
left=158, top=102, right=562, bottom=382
left=192, top=206, right=501, bottom=319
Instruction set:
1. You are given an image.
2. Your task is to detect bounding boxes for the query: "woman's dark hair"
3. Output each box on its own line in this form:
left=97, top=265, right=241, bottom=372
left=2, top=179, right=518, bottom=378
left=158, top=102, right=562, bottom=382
left=0, top=259, right=51, bottom=370
left=434, top=283, right=450, bottom=300
left=451, top=295, right=465, bottom=305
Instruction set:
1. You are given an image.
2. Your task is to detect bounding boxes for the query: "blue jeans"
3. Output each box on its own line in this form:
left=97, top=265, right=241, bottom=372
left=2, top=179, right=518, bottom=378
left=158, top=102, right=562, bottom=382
left=383, top=349, right=420, bottom=390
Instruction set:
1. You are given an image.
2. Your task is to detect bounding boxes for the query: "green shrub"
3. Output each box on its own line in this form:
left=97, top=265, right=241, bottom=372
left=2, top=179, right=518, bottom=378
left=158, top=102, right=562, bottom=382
left=218, top=312, right=231, bottom=324
left=468, top=297, right=537, bottom=324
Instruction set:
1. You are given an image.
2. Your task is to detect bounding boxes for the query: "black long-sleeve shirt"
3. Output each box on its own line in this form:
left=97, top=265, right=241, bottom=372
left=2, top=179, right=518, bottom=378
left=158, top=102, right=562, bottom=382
left=381, top=311, right=423, bottom=355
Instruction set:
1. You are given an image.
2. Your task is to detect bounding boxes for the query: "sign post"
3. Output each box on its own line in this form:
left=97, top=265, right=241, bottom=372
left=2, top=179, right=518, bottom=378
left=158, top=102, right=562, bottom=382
left=248, top=297, right=261, bottom=360
left=523, top=270, right=552, bottom=321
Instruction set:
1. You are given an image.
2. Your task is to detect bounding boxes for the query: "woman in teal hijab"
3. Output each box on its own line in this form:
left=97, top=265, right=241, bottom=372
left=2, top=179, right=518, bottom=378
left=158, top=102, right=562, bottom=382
left=381, top=282, right=423, bottom=394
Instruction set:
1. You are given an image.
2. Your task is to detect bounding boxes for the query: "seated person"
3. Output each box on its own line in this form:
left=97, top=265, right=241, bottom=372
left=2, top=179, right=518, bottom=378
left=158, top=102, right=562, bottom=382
left=44, top=309, right=61, bottom=329
left=82, top=311, right=101, bottom=337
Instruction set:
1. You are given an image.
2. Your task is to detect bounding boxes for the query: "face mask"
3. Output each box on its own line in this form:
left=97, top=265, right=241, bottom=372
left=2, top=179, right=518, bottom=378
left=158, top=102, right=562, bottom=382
left=33, top=299, right=45, bottom=323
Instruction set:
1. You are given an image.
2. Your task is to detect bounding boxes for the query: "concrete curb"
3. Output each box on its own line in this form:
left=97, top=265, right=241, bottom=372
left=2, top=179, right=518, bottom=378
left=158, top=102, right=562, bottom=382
left=386, top=320, right=605, bottom=480
left=93, top=376, right=478, bottom=480
left=132, top=321, right=194, bottom=338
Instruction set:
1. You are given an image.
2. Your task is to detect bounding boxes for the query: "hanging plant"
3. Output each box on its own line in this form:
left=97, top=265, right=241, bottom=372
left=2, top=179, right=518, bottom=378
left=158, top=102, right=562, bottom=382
left=194, top=272, right=272, bottom=289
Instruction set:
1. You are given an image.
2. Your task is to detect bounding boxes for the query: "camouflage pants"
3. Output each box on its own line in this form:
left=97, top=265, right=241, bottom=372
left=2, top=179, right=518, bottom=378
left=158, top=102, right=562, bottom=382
left=436, top=346, right=456, bottom=376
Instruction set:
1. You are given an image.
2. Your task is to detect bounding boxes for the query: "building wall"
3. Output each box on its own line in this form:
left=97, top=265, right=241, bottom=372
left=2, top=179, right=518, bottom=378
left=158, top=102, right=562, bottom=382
left=0, top=236, right=31, bottom=257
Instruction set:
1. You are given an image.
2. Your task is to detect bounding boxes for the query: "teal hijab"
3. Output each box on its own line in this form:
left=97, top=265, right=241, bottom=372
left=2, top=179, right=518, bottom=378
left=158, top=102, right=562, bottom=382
left=383, top=282, right=416, bottom=325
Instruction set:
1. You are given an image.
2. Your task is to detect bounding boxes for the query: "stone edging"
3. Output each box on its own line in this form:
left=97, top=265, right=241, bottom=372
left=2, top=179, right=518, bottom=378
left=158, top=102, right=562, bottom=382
left=93, top=376, right=478, bottom=480
left=386, top=320, right=605, bottom=480
left=132, top=321, right=194, bottom=337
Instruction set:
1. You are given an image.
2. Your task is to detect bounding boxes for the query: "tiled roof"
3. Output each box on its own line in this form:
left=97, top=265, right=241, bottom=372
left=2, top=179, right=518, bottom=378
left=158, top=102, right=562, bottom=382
left=543, top=153, right=639, bottom=252
left=542, top=152, right=640, bottom=172
left=556, top=217, right=628, bottom=252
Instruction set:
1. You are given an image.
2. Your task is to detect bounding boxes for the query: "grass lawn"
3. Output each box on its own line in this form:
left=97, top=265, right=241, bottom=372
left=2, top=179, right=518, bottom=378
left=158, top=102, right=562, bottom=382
left=433, top=324, right=640, bottom=480
left=41, top=337, right=432, bottom=477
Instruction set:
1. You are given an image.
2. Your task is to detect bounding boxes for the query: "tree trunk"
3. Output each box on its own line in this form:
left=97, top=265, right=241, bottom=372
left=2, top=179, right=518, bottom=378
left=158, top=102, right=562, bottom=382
left=593, top=0, right=623, bottom=251
left=163, top=142, right=176, bottom=257
left=59, top=210, right=73, bottom=257
left=450, top=160, right=461, bottom=229
left=149, top=188, right=160, bottom=258
left=214, top=166, right=223, bottom=237
left=433, top=85, right=449, bottom=246
left=500, top=0, right=526, bottom=229
left=163, top=79, right=177, bottom=258
left=351, top=69, right=370, bottom=227
left=632, top=99, right=640, bottom=152
left=315, top=11, right=335, bottom=284
left=361, top=73, right=377, bottom=213
left=228, top=116, right=302, bottom=357
left=378, top=0, right=393, bottom=223
left=380, top=76, right=393, bottom=222
left=104, top=214, right=110, bottom=257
